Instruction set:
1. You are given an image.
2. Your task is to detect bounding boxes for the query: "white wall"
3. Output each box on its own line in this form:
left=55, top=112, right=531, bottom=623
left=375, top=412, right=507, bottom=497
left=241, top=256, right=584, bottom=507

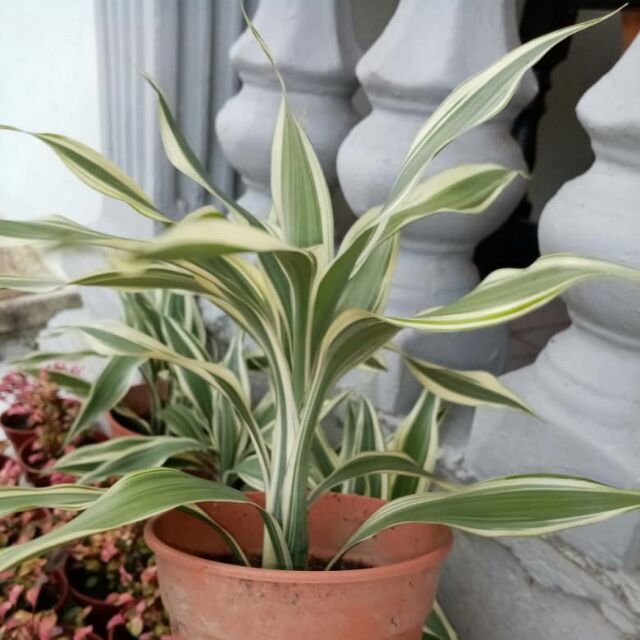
left=0, top=0, right=102, bottom=225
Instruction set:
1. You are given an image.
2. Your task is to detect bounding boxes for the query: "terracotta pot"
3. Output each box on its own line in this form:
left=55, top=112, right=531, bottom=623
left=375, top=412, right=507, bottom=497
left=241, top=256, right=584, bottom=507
left=146, top=492, right=453, bottom=640
left=17, top=436, right=52, bottom=487
left=66, top=558, right=119, bottom=634
left=0, top=411, right=36, bottom=450
left=108, top=384, right=151, bottom=438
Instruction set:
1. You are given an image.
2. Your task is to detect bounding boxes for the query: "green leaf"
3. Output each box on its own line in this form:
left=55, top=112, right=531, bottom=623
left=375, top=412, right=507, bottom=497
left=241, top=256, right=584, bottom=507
left=0, top=128, right=170, bottom=223
left=67, top=356, right=144, bottom=442
left=391, top=391, right=443, bottom=499
left=0, top=484, right=102, bottom=518
left=308, top=452, right=437, bottom=506
left=359, top=10, right=618, bottom=267
left=404, top=354, right=534, bottom=414
left=0, top=468, right=291, bottom=571
left=406, top=254, right=640, bottom=332
left=312, top=164, right=519, bottom=351
left=54, top=436, right=205, bottom=483
left=329, top=474, right=640, bottom=567
left=423, top=602, right=458, bottom=640
left=160, top=404, right=209, bottom=445
left=271, top=97, right=333, bottom=261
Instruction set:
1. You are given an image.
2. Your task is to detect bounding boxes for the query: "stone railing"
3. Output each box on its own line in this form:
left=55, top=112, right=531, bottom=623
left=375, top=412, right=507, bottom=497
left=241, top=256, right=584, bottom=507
left=94, top=2, right=636, bottom=637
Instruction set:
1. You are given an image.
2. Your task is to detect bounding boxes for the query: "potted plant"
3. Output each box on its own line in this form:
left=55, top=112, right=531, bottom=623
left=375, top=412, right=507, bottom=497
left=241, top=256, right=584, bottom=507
left=65, top=522, right=164, bottom=635
left=2, top=11, right=640, bottom=639
left=2, top=369, right=106, bottom=487
left=0, top=370, right=79, bottom=451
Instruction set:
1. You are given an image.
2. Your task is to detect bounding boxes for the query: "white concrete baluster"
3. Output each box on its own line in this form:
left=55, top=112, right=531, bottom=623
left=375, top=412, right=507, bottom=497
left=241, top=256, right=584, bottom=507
left=449, top=36, right=640, bottom=640
left=215, top=0, right=360, bottom=220
left=337, top=0, right=536, bottom=415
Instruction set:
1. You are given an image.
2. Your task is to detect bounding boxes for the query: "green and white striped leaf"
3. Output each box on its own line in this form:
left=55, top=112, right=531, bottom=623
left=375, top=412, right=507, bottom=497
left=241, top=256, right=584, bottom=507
left=405, top=254, right=640, bottom=332
left=54, top=436, right=205, bottom=483
left=0, top=274, right=65, bottom=293
left=160, top=404, right=209, bottom=445
left=0, top=484, right=102, bottom=518
left=67, top=356, right=144, bottom=442
left=271, top=97, right=333, bottom=262
left=313, top=164, right=519, bottom=350
left=0, top=128, right=170, bottom=223
left=391, top=391, right=443, bottom=499
left=423, top=602, right=458, bottom=640
left=404, top=354, right=534, bottom=414
left=308, top=452, right=437, bottom=505
left=0, top=468, right=291, bottom=571
left=342, top=164, right=521, bottom=253
left=330, top=475, right=640, bottom=567
left=62, top=321, right=271, bottom=488
left=359, top=11, right=617, bottom=266
left=0, top=215, right=143, bottom=251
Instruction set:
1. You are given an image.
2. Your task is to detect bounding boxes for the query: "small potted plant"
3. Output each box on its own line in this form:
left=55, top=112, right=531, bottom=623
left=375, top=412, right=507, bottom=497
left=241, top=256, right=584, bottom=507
left=2, top=10, right=640, bottom=640
left=65, top=523, right=162, bottom=636
left=0, top=368, right=105, bottom=486
left=0, top=370, right=75, bottom=450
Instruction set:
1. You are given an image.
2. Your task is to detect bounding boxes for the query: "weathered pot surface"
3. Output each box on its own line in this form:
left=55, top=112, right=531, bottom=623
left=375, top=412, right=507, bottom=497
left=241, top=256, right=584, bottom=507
left=146, top=492, right=452, bottom=640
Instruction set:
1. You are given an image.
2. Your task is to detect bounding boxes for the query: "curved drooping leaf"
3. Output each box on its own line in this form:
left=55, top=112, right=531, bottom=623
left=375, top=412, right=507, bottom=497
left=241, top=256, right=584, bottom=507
left=0, top=484, right=102, bottom=518
left=0, top=468, right=291, bottom=571
left=0, top=128, right=170, bottom=223
left=329, top=475, right=640, bottom=567
left=54, top=436, right=205, bottom=483
left=404, top=354, right=534, bottom=414
left=308, top=452, right=438, bottom=506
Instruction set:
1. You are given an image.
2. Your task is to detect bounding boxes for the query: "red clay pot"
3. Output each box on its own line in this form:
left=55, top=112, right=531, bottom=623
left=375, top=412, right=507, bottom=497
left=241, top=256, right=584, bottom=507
left=0, top=411, right=36, bottom=450
left=146, top=492, right=453, bottom=640
left=17, top=436, right=52, bottom=486
left=108, top=384, right=151, bottom=438
left=66, top=558, right=119, bottom=634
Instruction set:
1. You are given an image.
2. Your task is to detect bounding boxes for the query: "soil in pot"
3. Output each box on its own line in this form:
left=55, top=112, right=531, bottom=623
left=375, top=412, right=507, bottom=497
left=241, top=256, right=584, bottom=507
left=0, top=411, right=36, bottom=450
left=146, top=492, right=453, bottom=640
left=65, top=559, right=119, bottom=634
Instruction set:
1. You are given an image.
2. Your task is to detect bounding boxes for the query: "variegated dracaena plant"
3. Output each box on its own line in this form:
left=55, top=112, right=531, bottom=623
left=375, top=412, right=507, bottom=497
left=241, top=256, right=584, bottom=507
left=1, top=11, right=640, bottom=573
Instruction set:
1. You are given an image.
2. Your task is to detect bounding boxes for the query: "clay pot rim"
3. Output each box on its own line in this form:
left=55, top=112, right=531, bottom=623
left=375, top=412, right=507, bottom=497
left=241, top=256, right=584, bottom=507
left=145, top=494, right=453, bottom=585
left=0, top=410, right=36, bottom=434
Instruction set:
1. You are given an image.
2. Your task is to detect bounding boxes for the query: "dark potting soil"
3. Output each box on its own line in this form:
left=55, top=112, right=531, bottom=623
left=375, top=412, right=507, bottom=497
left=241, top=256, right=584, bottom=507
left=1, top=413, right=30, bottom=430
left=207, top=553, right=371, bottom=571
left=68, top=566, right=112, bottom=601
left=38, top=578, right=62, bottom=609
